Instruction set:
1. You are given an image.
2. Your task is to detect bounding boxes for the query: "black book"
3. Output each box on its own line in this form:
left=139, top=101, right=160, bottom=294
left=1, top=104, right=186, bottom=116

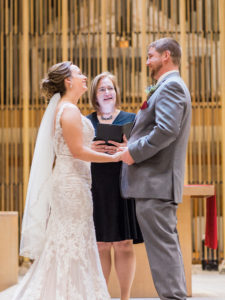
left=94, top=122, right=133, bottom=144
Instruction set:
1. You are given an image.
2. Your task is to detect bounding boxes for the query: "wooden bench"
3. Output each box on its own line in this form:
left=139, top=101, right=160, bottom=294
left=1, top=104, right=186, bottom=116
left=0, top=212, right=18, bottom=291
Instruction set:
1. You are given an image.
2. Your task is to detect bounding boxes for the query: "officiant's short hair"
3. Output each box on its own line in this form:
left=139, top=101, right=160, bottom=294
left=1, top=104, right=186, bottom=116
left=149, top=38, right=181, bottom=66
left=90, top=72, right=121, bottom=111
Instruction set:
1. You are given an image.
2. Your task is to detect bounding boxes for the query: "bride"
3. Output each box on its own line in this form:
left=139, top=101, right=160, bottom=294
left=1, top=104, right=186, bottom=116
left=11, top=61, right=121, bottom=299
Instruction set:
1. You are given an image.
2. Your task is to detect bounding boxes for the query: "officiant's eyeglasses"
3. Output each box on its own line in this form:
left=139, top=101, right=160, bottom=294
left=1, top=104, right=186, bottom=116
left=97, top=87, right=115, bottom=94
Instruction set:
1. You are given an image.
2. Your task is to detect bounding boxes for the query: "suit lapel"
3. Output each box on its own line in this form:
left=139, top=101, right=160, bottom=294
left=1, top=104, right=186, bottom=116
left=131, top=72, right=181, bottom=135
left=147, top=72, right=180, bottom=101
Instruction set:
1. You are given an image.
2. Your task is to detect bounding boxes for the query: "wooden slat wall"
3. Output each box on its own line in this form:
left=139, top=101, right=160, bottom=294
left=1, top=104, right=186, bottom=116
left=0, top=0, right=224, bottom=263
left=185, top=0, right=222, bottom=262
left=0, top=0, right=24, bottom=229
left=219, top=0, right=225, bottom=262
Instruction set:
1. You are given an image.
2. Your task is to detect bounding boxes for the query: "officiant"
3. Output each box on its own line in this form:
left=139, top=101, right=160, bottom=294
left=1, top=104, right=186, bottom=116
left=87, top=72, right=143, bottom=300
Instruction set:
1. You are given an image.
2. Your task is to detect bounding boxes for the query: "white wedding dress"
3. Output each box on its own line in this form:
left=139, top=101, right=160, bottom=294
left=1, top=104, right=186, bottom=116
left=11, top=103, right=110, bottom=300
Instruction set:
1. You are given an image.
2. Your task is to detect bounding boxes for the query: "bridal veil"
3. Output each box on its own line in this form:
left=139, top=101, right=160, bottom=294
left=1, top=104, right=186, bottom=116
left=20, top=93, right=61, bottom=259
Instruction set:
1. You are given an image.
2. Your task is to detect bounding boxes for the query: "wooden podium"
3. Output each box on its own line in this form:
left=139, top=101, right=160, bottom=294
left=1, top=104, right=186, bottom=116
left=0, top=212, right=18, bottom=291
left=108, top=185, right=214, bottom=298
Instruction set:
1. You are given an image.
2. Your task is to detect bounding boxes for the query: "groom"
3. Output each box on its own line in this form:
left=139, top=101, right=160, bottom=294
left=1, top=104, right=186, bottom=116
left=120, top=38, right=191, bottom=300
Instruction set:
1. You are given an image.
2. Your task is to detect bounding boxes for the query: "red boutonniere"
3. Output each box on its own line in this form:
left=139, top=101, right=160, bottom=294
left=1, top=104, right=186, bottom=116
left=140, top=100, right=148, bottom=110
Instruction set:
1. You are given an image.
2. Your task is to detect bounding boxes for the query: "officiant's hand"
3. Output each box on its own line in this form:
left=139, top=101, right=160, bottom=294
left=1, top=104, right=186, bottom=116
left=91, top=140, right=117, bottom=155
left=106, top=135, right=128, bottom=154
left=91, top=140, right=107, bottom=153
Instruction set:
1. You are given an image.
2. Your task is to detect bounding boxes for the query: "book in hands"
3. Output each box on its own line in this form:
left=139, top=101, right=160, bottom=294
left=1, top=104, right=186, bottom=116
left=94, top=122, right=133, bottom=145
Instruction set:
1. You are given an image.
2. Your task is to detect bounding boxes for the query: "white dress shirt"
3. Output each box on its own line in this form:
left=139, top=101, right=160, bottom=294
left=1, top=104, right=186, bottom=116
left=157, top=70, right=179, bottom=85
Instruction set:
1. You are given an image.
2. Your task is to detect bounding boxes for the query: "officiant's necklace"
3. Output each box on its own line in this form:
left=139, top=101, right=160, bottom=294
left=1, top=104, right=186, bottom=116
left=100, top=110, right=115, bottom=120
left=101, top=114, right=113, bottom=120
left=98, top=109, right=120, bottom=122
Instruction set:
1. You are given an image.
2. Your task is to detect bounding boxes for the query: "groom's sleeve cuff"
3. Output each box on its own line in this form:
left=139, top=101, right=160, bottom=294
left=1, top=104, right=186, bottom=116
left=128, top=141, right=144, bottom=163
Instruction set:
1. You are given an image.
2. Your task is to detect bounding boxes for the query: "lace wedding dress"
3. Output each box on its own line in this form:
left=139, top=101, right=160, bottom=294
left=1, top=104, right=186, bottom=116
left=12, top=103, right=110, bottom=300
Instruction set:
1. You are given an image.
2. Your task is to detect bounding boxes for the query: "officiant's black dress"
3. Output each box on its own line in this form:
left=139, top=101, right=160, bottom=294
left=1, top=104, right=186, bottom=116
left=87, top=111, right=143, bottom=243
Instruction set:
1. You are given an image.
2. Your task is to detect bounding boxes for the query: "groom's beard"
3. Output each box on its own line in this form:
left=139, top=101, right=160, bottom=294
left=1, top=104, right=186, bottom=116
left=151, top=62, right=163, bottom=80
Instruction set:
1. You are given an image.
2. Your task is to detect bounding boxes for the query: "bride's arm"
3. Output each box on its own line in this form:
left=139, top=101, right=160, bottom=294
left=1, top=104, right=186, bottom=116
left=61, top=106, right=120, bottom=163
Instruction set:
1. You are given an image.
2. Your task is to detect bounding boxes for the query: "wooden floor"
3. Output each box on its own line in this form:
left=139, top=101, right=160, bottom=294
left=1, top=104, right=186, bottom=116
left=0, top=265, right=225, bottom=299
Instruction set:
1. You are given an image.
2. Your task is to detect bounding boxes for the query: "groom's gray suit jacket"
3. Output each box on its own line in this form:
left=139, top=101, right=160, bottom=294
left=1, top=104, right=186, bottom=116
left=121, top=72, right=191, bottom=203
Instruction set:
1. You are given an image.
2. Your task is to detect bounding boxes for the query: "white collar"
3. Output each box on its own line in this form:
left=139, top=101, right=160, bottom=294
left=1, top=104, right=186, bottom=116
left=157, top=70, right=179, bottom=85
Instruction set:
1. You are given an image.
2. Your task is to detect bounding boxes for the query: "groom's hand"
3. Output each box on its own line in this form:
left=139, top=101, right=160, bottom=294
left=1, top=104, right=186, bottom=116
left=120, top=147, right=135, bottom=165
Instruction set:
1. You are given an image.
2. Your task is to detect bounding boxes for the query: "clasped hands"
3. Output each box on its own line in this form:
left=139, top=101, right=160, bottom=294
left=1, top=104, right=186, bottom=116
left=91, top=135, right=135, bottom=165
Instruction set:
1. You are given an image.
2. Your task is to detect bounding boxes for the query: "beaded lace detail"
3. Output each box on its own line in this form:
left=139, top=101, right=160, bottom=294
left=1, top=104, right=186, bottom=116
left=12, top=103, right=110, bottom=300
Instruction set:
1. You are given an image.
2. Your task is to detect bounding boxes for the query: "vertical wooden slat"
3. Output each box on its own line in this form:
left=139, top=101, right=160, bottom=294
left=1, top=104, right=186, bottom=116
left=49, top=0, right=53, bottom=64
left=97, top=1, right=100, bottom=75
left=62, top=0, right=68, bottom=61
left=141, top=0, right=147, bottom=103
left=179, top=0, right=188, bottom=184
left=87, top=1, right=91, bottom=91
left=35, top=0, right=39, bottom=105
left=214, top=0, right=222, bottom=260
left=69, top=1, right=73, bottom=62
left=53, top=0, right=57, bottom=63
left=40, top=0, right=43, bottom=35
left=44, top=0, right=48, bottom=74
left=131, top=30, right=135, bottom=109
left=197, top=0, right=204, bottom=262
left=0, top=0, right=4, bottom=109
left=13, top=0, right=17, bottom=211
left=1, top=0, right=5, bottom=210
left=127, top=0, right=130, bottom=34
left=101, top=0, right=107, bottom=71
left=113, top=1, right=117, bottom=77
left=5, top=0, right=10, bottom=211
left=118, top=0, right=121, bottom=37
left=179, top=0, right=188, bottom=85
left=205, top=2, right=211, bottom=185
left=30, top=0, right=35, bottom=178
left=22, top=0, right=30, bottom=207
left=219, top=0, right=225, bottom=260
left=9, top=1, right=13, bottom=210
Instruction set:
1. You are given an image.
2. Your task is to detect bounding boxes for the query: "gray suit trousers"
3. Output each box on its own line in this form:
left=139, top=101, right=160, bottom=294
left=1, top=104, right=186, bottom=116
left=135, top=198, right=187, bottom=300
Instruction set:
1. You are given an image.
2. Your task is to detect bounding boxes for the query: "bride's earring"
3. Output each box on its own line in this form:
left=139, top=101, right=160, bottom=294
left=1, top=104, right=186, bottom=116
left=70, top=84, right=72, bottom=88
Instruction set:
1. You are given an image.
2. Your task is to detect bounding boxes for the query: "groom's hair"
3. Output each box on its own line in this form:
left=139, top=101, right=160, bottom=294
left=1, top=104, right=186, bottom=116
left=149, top=38, right=181, bottom=66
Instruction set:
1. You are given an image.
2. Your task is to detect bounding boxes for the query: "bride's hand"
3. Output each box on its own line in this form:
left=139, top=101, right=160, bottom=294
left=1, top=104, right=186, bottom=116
left=111, top=151, right=122, bottom=162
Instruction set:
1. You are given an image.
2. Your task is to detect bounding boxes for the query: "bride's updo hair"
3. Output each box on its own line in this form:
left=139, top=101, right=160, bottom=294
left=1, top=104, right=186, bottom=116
left=41, top=61, right=73, bottom=98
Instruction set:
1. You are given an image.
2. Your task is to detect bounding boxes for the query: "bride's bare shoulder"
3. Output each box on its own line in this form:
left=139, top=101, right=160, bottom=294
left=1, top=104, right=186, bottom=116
left=60, top=104, right=81, bottom=124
